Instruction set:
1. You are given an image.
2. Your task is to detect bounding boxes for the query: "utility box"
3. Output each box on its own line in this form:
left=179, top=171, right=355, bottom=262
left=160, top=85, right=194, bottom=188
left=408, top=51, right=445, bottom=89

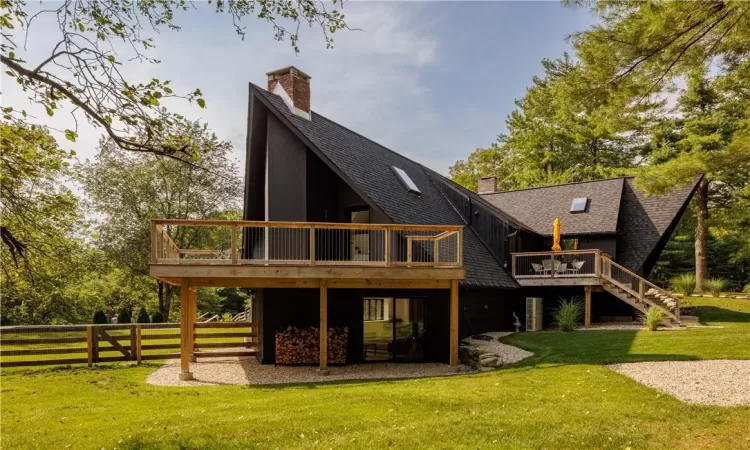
left=525, top=297, right=543, bottom=331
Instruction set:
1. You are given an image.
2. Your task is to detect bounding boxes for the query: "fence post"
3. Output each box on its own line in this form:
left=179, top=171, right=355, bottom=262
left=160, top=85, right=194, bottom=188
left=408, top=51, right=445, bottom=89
left=129, top=325, right=137, bottom=362
left=91, top=326, right=99, bottom=363
left=136, top=325, right=142, bottom=365
left=86, top=326, right=94, bottom=367
left=638, top=280, right=645, bottom=302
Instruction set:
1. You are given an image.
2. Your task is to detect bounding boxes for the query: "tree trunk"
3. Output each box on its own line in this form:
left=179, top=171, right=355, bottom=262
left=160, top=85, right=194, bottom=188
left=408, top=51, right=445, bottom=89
left=158, top=281, right=175, bottom=320
left=694, top=178, right=709, bottom=292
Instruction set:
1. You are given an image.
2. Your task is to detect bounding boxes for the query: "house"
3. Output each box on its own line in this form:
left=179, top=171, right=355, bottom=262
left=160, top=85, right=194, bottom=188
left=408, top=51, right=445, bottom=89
left=148, top=66, right=699, bottom=380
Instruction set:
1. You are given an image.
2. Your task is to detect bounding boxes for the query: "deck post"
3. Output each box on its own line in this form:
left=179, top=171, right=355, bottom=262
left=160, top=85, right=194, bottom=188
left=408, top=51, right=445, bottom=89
left=319, top=280, right=329, bottom=373
left=179, top=278, right=194, bottom=381
left=189, top=287, right=198, bottom=363
left=584, top=285, right=592, bottom=328
left=449, top=279, right=459, bottom=367
left=384, top=227, right=392, bottom=267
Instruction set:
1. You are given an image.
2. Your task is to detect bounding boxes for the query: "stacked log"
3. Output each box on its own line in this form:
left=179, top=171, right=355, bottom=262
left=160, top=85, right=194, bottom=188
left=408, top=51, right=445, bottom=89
left=275, top=326, right=348, bottom=365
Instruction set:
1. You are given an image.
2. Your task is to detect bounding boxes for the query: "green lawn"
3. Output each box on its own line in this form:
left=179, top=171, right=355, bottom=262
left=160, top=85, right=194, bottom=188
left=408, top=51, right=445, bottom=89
left=1, top=297, right=749, bottom=449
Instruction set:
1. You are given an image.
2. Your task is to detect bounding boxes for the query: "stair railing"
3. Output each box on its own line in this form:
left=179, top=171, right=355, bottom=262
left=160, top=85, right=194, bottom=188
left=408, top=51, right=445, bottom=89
left=600, top=256, right=680, bottom=322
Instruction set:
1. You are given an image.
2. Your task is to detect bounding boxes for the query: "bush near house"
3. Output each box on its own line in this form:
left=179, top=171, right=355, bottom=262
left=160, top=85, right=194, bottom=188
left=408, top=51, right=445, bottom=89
left=150, top=311, right=164, bottom=323
left=92, top=310, right=108, bottom=324
left=640, top=307, right=664, bottom=331
left=117, top=309, right=132, bottom=324
left=136, top=307, right=150, bottom=323
left=553, top=297, right=583, bottom=332
left=672, top=273, right=697, bottom=296
left=704, top=278, right=727, bottom=297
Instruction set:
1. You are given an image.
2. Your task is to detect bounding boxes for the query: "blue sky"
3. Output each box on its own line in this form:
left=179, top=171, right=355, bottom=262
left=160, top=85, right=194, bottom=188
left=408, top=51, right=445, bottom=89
left=4, top=2, right=595, bottom=174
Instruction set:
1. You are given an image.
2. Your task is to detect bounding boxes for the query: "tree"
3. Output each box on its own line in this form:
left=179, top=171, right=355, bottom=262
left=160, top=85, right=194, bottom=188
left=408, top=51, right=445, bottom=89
left=93, top=310, right=108, bottom=324
left=1, top=0, right=348, bottom=160
left=81, top=118, right=243, bottom=319
left=117, top=308, right=132, bottom=324
left=450, top=55, right=648, bottom=191
left=137, top=307, right=150, bottom=324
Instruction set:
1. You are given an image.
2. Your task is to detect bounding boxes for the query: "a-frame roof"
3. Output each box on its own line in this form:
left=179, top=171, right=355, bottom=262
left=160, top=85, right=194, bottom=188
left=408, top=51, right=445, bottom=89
left=251, top=84, right=520, bottom=289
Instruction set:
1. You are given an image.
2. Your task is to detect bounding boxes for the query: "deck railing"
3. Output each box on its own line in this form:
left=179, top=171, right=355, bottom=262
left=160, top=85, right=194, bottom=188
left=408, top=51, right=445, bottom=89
left=511, top=250, right=601, bottom=279
left=151, top=220, right=463, bottom=268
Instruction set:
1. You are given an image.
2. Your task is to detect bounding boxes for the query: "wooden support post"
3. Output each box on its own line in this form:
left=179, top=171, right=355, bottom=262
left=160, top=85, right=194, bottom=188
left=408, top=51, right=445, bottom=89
left=584, top=285, right=592, bottom=328
left=434, top=238, right=440, bottom=264
left=449, top=279, right=459, bottom=367
left=319, top=281, right=329, bottom=373
left=190, top=287, right=198, bottom=363
left=151, top=222, right=159, bottom=262
left=457, top=228, right=464, bottom=267
left=230, top=225, right=238, bottom=264
left=179, top=278, right=194, bottom=381
left=638, top=280, right=645, bottom=303
left=511, top=254, right=516, bottom=277
left=135, top=325, right=142, bottom=365
left=594, top=251, right=601, bottom=278
left=86, top=326, right=94, bottom=367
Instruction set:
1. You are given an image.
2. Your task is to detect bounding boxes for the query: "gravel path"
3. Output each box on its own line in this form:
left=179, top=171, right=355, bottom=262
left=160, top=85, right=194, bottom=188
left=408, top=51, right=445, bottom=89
left=464, top=332, right=533, bottom=365
left=609, top=360, right=750, bottom=406
left=146, top=356, right=474, bottom=387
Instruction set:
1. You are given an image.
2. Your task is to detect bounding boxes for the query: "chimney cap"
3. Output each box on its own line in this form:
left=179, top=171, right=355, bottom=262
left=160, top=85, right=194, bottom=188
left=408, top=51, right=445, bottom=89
left=266, top=66, right=311, bottom=80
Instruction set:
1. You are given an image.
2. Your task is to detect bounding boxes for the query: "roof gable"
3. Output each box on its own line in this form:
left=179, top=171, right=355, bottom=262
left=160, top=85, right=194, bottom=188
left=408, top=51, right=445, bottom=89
left=251, top=84, right=518, bottom=289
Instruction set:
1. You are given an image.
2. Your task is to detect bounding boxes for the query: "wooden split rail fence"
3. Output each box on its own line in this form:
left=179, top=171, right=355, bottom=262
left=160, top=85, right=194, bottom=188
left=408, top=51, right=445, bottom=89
left=0, top=322, right=255, bottom=368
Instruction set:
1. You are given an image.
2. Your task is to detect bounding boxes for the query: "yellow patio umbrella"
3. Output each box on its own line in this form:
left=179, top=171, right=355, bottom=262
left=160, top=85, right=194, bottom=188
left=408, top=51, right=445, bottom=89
left=551, top=217, right=562, bottom=251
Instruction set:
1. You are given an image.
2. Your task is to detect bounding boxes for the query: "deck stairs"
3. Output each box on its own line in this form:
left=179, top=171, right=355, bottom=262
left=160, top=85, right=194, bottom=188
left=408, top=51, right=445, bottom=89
left=600, top=257, right=681, bottom=327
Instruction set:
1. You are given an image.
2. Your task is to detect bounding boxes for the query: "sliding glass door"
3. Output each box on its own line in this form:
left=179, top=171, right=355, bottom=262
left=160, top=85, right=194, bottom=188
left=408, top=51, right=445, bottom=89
left=363, top=297, right=425, bottom=362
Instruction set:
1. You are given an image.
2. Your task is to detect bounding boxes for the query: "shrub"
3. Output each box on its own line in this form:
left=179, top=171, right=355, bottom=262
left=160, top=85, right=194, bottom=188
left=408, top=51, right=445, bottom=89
left=151, top=311, right=165, bottom=323
left=672, top=273, right=697, bottom=296
left=704, top=278, right=727, bottom=297
left=640, top=307, right=664, bottom=331
left=92, top=310, right=108, bottom=324
left=137, top=307, right=151, bottom=323
left=744, top=283, right=750, bottom=294
left=222, top=312, right=234, bottom=322
left=553, top=296, right=584, bottom=332
left=117, top=308, right=132, bottom=324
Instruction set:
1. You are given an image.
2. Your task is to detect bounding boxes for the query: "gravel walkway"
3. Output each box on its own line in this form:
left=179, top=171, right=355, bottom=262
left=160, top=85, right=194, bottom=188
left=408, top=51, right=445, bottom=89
left=463, top=332, right=533, bottom=365
left=609, top=360, right=750, bottom=406
left=146, top=356, right=474, bottom=387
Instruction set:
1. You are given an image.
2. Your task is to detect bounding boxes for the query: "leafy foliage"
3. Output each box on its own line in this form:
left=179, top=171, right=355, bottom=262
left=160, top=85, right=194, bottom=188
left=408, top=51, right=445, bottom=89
left=553, top=297, right=584, bottom=332
left=1, top=0, right=348, bottom=159
left=640, top=307, right=664, bottom=332
left=117, top=308, right=132, bottom=324
left=136, top=307, right=150, bottom=324
left=81, top=118, right=243, bottom=319
left=92, top=310, right=108, bottom=324
left=672, top=273, right=697, bottom=297
left=704, top=278, right=728, bottom=297
left=150, top=311, right=165, bottom=323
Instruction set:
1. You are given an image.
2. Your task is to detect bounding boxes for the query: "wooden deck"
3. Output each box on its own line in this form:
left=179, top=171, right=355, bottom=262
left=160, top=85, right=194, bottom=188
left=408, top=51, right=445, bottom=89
left=149, top=219, right=466, bottom=380
left=511, top=250, right=681, bottom=327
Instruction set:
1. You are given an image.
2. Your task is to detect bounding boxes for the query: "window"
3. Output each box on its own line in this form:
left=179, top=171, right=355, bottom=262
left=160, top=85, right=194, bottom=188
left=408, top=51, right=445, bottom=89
left=363, top=298, right=386, bottom=321
left=570, top=197, right=588, bottom=213
left=392, top=166, right=421, bottom=195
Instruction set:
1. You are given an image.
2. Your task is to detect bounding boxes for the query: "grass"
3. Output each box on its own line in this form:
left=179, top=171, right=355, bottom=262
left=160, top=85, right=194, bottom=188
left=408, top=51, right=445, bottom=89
left=2, top=297, right=749, bottom=449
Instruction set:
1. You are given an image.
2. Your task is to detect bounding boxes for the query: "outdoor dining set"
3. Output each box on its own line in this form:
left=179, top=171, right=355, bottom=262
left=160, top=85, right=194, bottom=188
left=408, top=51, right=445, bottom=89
left=530, top=259, right=586, bottom=276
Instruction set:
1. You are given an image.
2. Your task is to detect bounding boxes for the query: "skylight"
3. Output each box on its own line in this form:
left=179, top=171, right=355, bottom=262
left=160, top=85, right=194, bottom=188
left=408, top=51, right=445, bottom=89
left=392, top=166, right=421, bottom=195
left=570, top=197, right=588, bottom=213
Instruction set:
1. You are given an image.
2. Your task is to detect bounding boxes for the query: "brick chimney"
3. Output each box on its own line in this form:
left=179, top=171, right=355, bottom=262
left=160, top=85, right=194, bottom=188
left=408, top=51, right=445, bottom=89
left=266, top=66, right=311, bottom=119
left=478, top=177, right=497, bottom=195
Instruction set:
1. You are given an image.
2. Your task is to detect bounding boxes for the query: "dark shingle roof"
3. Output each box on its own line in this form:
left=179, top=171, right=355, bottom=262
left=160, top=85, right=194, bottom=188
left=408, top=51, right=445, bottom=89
left=617, top=177, right=701, bottom=274
left=252, top=85, right=518, bottom=289
left=481, top=178, right=626, bottom=236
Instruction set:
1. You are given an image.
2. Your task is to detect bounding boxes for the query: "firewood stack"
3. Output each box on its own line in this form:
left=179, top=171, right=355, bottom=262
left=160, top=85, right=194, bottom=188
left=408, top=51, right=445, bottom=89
left=275, top=326, right=348, bottom=365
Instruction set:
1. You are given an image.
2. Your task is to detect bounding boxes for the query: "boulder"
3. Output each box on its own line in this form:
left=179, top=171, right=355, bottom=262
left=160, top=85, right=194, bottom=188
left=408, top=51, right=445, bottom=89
left=480, top=357, right=498, bottom=367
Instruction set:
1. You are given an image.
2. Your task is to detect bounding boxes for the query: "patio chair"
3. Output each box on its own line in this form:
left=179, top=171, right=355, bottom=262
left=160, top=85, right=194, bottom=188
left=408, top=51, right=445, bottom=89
left=531, top=263, right=545, bottom=275
left=567, top=260, right=585, bottom=275
left=556, top=263, right=568, bottom=275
